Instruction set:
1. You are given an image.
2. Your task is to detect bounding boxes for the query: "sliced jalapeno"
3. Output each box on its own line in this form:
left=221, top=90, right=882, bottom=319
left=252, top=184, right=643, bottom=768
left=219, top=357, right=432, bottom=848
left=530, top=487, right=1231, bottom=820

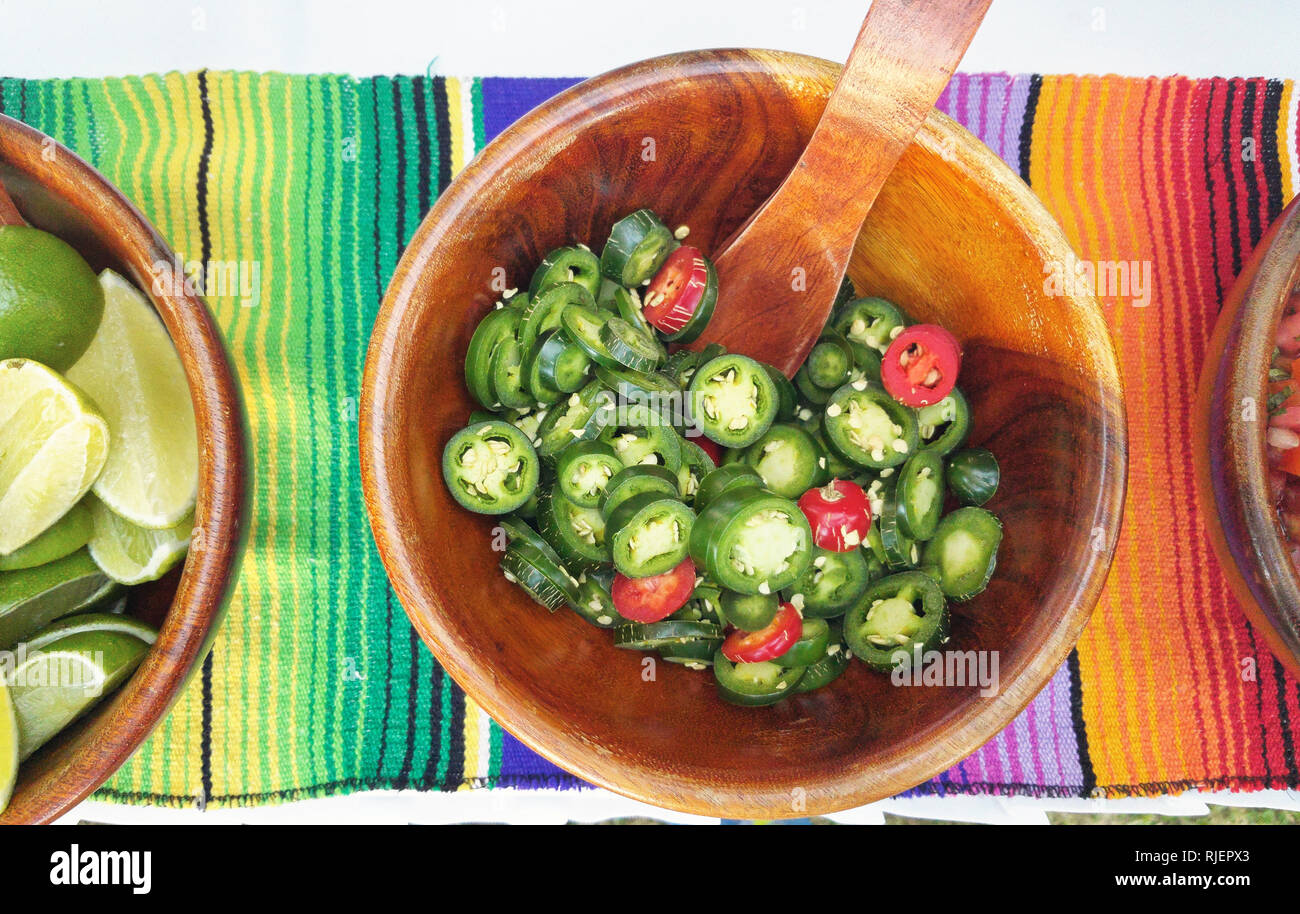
left=600, top=464, right=680, bottom=518
left=571, top=569, right=625, bottom=628
left=762, top=363, right=799, bottom=422
left=688, top=354, right=779, bottom=449
left=895, top=449, right=946, bottom=540
left=533, top=382, right=615, bottom=457
left=537, top=482, right=608, bottom=567
left=500, top=540, right=581, bottom=611
left=555, top=440, right=622, bottom=508
left=560, top=304, right=624, bottom=370
left=464, top=306, right=521, bottom=409
left=823, top=380, right=919, bottom=469
left=534, top=327, right=592, bottom=393
left=832, top=296, right=909, bottom=354
left=719, top=589, right=778, bottom=631
left=775, top=616, right=829, bottom=668
left=921, top=506, right=1002, bottom=600
left=676, top=435, right=716, bottom=503
left=916, top=388, right=971, bottom=457
left=787, top=546, right=876, bottom=618
left=594, top=364, right=680, bottom=401
left=519, top=281, right=595, bottom=356
left=794, top=621, right=850, bottom=692
left=843, top=571, right=948, bottom=672
left=946, top=447, right=1000, bottom=506
left=601, top=209, right=675, bottom=287
left=741, top=423, right=820, bottom=499
left=689, top=486, right=813, bottom=595
left=614, top=619, right=722, bottom=650
left=530, top=245, right=603, bottom=300
left=489, top=333, right=534, bottom=410
left=793, top=365, right=832, bottom=406
left=599, top=316, right=664, bottom=371
left=607, top=416, right=683, bottom=473
left=606, top=492, right=694, bottom=578
left=694, top=464, right=764, bottom=513
left=713, top=655, right=804, bottom=706
left=442, top=420, right=540, bottom=514
left=805, top=330, right=854, bottom=390
left=878, top=480, right=921, bottom=570
left=658, top=637, right=723, bottom=669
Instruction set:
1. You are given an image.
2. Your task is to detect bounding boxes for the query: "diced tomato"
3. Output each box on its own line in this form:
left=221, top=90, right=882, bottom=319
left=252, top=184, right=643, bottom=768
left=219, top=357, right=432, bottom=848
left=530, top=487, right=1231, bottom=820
left=721, top=603, right=802, bottom=663
left=881, top=324, right=962, bottom=407
left=611, top=557, right=696, bottom=623
left=643, top=246, right=709, bottom=334
left=797, top=480, right=872, bottom=552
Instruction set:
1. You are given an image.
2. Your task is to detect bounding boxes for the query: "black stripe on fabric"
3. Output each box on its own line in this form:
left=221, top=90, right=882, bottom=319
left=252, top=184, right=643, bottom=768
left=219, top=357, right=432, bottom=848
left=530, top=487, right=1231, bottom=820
left=389, top=78, right=422, bottom=790
left=431, top=76, right=454, bottom=198
left=1067, top=649, right=1097, bottom=797
left=1271, top=657, right=1299, bottom=787
left=1201, top=81, right=1225, bottom=304
left=410, top=77, right=433, bottom=212
left=1221, top=80, right=1243, bottom=278
left=195, top=69, right=216, bottom=809
left=1016, top=74, right=1043, bottom=184
left=371, top=77, right=395, bottom=781
left=1240, top=80, right=1262, bottom=248
left=1261, top=79, right=1286, bottom=224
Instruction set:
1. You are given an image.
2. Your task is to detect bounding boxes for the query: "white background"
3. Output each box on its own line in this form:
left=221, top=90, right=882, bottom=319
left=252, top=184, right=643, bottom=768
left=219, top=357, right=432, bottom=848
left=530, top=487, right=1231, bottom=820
left=0, top=0, right=1297, bottom=80
left=4, top=0, right=1298, bottom=822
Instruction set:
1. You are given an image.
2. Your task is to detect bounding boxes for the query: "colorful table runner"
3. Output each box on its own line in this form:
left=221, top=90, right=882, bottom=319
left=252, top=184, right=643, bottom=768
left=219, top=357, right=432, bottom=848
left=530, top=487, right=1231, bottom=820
left=1, top=72, right=1297, bottom=808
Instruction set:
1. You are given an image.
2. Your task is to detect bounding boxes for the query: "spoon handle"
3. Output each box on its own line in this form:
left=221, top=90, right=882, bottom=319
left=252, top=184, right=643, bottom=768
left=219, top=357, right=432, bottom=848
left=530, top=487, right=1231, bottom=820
left=705, top=0, right=991, bottom=374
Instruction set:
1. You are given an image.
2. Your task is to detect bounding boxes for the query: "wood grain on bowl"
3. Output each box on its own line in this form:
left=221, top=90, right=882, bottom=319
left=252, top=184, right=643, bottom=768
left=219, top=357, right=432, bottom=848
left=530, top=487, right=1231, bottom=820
left=360, top=50, right=1126, bottom=818
left=1195, top=195, right=1300, bottom=679
left=0, top=115, right=247, bottom=823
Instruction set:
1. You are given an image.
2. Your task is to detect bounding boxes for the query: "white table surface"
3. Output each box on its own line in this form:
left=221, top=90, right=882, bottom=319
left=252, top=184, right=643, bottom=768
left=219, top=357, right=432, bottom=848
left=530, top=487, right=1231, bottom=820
left=6, top=0, right=1299, bottom=823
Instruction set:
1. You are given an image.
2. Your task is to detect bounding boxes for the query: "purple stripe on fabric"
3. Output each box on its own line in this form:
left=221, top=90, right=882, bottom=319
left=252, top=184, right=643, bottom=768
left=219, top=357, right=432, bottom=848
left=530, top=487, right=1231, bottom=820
left=480, top=76, right=583, bottom=143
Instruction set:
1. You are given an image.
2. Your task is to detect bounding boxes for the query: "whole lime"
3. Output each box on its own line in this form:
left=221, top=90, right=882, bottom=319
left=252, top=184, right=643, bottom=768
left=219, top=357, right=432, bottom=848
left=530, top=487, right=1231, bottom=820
left=0, top=225, right=104, bottom=371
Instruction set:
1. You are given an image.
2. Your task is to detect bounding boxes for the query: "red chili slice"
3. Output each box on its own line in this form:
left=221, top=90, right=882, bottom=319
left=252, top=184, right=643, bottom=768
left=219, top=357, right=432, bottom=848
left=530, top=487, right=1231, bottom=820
left=721, top=603, right=803, bottom=663
left=611, top=557, right=696, bottom=623
left=881, top=324, right=962, bottom=407
left=692, top=435, right=724, bottom=465
left=797, top=479, right=872, bottom=552
left=643, top=245, right=709, bottom=334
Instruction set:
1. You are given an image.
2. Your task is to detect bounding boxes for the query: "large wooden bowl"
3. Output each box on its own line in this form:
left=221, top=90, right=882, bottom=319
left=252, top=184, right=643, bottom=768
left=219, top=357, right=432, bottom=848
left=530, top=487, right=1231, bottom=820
left=361, top=50, right=1126, bottom=817
left=1195, top=196, right=1300, bottom=678
left=0, top=115, right=247, bottom=822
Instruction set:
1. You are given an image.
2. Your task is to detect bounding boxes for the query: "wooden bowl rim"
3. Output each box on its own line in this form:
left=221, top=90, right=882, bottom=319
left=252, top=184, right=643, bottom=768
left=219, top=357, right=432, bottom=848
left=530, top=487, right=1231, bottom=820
left=0, top=114, right=248, bottom=823
left=361, top=49, right=1126, bottom=816
left=1196, top=194, right=1300, bottom=676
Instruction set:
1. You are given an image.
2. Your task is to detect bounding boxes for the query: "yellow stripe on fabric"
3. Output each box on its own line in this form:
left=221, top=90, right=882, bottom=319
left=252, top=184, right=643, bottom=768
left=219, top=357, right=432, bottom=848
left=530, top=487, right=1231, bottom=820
left=1279, top=80, right=1295, bottom=203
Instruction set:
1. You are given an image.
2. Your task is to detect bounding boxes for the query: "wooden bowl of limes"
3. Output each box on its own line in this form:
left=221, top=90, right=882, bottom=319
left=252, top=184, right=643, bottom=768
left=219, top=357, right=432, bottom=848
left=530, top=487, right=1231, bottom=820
left=0, top=115, right=246, bottom=823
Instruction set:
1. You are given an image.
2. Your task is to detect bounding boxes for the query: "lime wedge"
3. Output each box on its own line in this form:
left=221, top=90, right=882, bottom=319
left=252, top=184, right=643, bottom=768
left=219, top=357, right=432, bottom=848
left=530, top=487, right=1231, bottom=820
left=65, top=270, right=198, bottom=529
left=0, top=679, right=17, bottom=815
left=0, top=500, right=93, bottom=572
left=87, top=497, right=191, bottom=585
left=0, top=549, right=116, bottom=652
left=0, top=358, right=109, bottom=555
left=7, top=627, right=150, bottom=760
left=20, top=611, right=157, bottom=653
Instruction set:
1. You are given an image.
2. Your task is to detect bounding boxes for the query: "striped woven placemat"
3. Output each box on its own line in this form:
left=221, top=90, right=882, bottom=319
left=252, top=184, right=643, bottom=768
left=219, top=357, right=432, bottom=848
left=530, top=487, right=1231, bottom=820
left=1, top=71, right=1295, bottom=807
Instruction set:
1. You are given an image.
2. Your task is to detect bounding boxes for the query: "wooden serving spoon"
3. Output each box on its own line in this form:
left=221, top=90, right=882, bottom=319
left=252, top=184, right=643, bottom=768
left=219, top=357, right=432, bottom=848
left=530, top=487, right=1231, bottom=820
left=693, top=0, right=992, bottom=376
